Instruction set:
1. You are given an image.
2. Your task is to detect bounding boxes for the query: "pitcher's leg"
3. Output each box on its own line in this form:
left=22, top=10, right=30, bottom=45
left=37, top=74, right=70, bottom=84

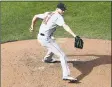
left=48, top=42, right=77, bottom=81
left=44, top=49, right=54, bottom=60
left=43, top=49, right=57, bottom=63
left=47, top=41, right=70, bottom=77
left=59, top=53, right=70, bottom=77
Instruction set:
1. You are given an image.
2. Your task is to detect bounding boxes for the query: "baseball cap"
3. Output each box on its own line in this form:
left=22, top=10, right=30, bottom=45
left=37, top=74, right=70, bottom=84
left=57, top=3, right=67, bottom=11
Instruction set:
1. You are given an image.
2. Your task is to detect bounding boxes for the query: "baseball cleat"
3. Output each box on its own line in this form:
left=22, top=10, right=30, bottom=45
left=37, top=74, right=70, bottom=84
left=63, top=76, right=77, bottom=82
left=42, top=58, right=57, bottom=63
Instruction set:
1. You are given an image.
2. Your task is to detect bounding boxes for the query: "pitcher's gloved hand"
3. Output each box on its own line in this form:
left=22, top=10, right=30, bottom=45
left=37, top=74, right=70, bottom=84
left=74, top=36, right=84, bottom=49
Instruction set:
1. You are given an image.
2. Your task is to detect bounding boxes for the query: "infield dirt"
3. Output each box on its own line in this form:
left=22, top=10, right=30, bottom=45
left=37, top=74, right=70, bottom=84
left=1, top=38, right=111, bottom=87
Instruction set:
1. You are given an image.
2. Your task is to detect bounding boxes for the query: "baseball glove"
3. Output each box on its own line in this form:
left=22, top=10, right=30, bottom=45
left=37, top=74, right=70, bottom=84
left=74, top=36, right=84, bottom=49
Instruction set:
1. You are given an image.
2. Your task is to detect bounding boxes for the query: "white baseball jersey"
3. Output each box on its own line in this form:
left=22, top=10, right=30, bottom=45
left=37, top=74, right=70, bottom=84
left=36, top=12, right=65, bottom=37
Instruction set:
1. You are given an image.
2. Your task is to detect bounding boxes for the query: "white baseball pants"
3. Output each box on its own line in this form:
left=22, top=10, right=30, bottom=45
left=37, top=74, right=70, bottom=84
left=37, top=34, right=70, bottom=78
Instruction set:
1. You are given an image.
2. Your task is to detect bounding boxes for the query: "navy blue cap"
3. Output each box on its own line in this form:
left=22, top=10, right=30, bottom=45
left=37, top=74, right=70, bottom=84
left=57, top=3, right=67, bottom=11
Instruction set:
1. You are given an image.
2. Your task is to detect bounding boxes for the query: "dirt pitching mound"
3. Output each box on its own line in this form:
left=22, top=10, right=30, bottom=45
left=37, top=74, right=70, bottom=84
left=1, top=38, right=111, bottom=87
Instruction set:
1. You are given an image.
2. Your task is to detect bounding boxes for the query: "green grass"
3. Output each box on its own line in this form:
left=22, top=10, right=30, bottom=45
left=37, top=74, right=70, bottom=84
left=1, top=2, right=111, bottom=43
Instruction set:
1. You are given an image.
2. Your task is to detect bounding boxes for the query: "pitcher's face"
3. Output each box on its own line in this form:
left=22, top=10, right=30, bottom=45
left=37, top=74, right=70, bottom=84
left=58, top=9, right=65, bottom=15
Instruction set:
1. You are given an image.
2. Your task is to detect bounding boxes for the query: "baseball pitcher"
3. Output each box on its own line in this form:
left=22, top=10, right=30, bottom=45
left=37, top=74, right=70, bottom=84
left=30, top=3, right=83, bottom=82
